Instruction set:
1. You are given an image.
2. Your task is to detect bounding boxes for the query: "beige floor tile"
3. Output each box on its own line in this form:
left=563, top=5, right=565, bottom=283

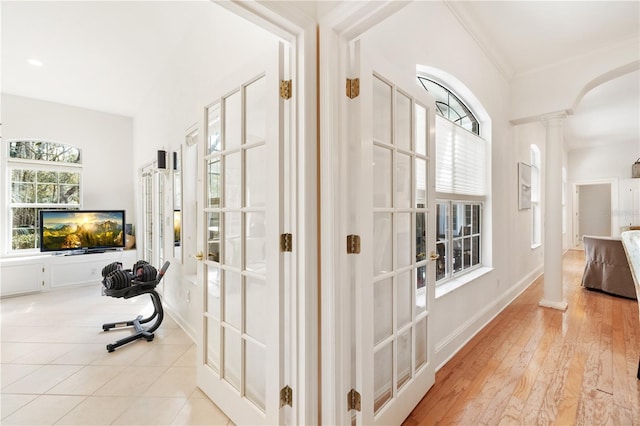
left=157, top=315, right=179, bottom=329
left=189, top=388, right=209, bottom=399
left=170, top=396, right=230, bottom=425
left=0, top=364, right=40, bottom=388
left=94, top=365, right=167, bottom=396
left=53, top=396, right=132, bottom=425
left=0, top=393, right=38, bottom=420
left=24, top=326, right=96, bottom=344
left=50, top=343, right=107, bottom=365
left=0, top=342, right=43, bottom=363
left=0, top=394, right=85, bottom=425
left=155, top=327, right=193, bottom=345
left=111, top=396, right=187, bottom=425
left=1, top=284, right=231, bottom=426
left=14, top=343, right=77, bottom=364
left=2, top=365, right=83, bottom=394
left=4, top=312, right=73, bottom=327
left=132, top=343, right=191, bottom=367
left=46, top=365, right=124, bottom=395
left=144, top=366, right=197, bottom=398
left=0, top=325, right=43, bottom=342
left=173, top=344, right=197, bottom=367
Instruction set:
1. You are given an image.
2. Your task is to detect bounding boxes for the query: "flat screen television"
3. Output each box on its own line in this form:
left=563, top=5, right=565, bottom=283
left=39, top=210, right=125, bottom=253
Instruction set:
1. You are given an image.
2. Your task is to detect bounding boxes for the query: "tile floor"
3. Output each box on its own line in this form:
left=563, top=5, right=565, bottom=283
left=1, top=284, right=233, bottom=425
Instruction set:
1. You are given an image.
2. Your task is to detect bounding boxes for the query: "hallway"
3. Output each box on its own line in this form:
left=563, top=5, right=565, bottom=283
left=405, top=250, right=640, bottom=425
left=2, top=251, right=639, bottom=424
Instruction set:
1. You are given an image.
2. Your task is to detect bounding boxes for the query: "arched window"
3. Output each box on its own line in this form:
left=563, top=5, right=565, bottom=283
left=6, top=140, right=82, bottom=252
left=418, top=73, right=488, bottom=286
left=417, top=76, right=480, bottom=135
left=531, top=145, right=541, bottom=247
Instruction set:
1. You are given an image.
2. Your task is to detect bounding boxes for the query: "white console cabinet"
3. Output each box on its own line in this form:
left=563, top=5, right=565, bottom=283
left=0, top=250, right=138, bottom=297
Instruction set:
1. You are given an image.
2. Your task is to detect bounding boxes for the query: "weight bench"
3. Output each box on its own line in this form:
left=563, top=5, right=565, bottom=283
left=101, top=261, right=170, bottom=352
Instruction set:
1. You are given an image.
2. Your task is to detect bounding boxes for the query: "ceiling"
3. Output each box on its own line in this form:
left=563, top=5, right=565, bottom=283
left=447, top=1, right=640, bottom=151
left=1, top=1, right=639, bottom=151
left=448, top=1, right=639, bottom=77
left=1, top=1, right=213, bottom=117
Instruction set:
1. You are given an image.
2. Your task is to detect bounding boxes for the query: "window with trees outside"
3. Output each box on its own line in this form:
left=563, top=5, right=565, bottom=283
left=7, top=140, right=82, bottom=252
left=418, top=75, right=487, bottom=285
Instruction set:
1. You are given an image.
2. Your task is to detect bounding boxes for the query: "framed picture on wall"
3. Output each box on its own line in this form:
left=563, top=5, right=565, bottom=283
left=519, top=162, right=532, bottom=210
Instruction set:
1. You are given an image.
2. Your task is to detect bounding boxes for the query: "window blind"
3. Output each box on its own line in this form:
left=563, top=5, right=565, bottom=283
left=435, top=116, right=486, bottom=196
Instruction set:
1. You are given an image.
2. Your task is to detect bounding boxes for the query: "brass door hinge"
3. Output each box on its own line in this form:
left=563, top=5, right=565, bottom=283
left=280, top=233, right=293, bottom=252
left=346, top=234, right=361, bottom=254
left=346, top=78, right=360, bottom=99
left=280, top=385, right=293, bottom=407
left=280, top=80, right=292, bottom=100
left=347, top=388, right=361, bottom=411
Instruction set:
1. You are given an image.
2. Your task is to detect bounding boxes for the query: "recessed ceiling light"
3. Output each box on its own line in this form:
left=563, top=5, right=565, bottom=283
left=27, top=58, right=44, bottom=67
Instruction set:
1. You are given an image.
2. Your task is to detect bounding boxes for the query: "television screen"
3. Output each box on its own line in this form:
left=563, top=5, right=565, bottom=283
left=39, top=210, right=125, bottom=253
left=174, top=210, right=181, bottom=246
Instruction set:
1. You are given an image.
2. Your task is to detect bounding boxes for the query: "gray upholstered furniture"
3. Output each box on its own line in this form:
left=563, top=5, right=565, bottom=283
left=581, top=235, right=637, bottom=300
left=620, top=231, right=640, bottom=380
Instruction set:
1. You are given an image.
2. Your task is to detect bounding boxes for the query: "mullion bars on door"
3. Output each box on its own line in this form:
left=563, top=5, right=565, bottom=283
left=210, top=80, right=269, bottom=411
left=372, top=75, right=427, bottom=416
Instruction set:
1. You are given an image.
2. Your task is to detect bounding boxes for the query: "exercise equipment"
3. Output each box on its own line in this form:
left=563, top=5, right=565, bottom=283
left=101, top=260, right=170, bottom=352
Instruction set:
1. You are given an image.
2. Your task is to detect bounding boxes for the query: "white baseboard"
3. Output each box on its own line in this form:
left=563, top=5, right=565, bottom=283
left=163, top=302, right=197, bottom=343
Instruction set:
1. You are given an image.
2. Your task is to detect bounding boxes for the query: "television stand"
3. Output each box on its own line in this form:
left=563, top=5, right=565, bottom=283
left=101, top=261, right=170, bottom=352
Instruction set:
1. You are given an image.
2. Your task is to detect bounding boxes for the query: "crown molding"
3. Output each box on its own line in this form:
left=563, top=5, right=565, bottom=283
left=444, top=1, right=514, bottom=81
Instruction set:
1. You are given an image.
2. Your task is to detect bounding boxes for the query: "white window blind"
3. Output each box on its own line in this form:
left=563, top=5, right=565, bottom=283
left=435, top=116, right=486, bottom=196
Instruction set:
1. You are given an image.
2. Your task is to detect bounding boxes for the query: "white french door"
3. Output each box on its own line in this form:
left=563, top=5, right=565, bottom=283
left=196, top=43, right=288, bottom=425
left=352, top=42, right=437, bottom=425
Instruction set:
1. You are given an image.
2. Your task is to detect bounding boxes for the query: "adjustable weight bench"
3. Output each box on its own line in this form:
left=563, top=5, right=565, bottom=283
left=101, top=261, right=170, bottom=352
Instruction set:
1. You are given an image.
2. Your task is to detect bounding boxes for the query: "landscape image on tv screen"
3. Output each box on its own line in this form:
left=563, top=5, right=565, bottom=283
left=40, top=210, right=125, bottom=252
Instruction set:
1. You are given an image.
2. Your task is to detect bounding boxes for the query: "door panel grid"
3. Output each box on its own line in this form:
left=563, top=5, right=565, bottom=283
left=195, top=43, right=286, bottom=426
left=203, top=74, right=269, bottom=413
left=362, top=68, right=434, bottom=424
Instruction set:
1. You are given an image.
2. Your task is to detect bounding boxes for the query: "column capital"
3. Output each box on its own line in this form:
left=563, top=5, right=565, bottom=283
left=541, top=110, right=569, bottom=127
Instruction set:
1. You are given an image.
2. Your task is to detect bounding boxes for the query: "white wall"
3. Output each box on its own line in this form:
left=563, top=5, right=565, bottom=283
left=568, top=140, right=640, bottom=241
left=512, top=122, right=546, bottom=266
left=130, top=1, right=279, bottom=338
left=1, top=94, right=135, bottom=239
left=358, top=1, right=540, bottom=368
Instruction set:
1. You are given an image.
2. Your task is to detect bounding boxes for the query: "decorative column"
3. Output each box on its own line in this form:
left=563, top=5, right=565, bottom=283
left=539, top=112, right=568, bottom=311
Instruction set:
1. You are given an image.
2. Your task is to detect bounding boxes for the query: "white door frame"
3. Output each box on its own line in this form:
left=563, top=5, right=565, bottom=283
left=208, top=1, right=317, bottom=423
left=570, top=178, right=618, bottom=248
left=217, top=1, right=414, bottom=423
left=318, top=2, right=413, bottom=424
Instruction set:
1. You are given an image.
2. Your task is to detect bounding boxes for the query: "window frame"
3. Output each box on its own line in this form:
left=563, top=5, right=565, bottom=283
left=5, top=139, right=83, bottom=254
left=140, top=165, right=166, bottom=268
left=417, top=73, right=489, bottom=291
left=530, top=145, right=541, bottom=248
left=435, top=199, right=483, bottom=285
left=417, top=76, right=480, bottom=135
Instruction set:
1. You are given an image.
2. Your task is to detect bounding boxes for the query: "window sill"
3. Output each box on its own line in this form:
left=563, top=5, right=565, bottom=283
left=435, top=266, right=494, bottom=299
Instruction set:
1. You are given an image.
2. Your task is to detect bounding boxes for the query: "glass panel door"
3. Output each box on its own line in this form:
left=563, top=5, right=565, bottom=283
left=197, top=44, right=285, bottom=426
left=355, top=43, right=437, bottom=425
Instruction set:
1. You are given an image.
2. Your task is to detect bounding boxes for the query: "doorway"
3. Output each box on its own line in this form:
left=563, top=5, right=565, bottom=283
left=574, top=182, right=612, bottom=248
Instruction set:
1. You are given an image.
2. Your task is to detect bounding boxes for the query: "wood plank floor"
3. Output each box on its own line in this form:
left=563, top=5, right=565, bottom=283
left=404, top=250, right=640, bottom=425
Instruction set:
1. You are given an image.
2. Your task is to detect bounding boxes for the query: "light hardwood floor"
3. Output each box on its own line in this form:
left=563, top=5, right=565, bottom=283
left=404, top=250, right=640, bottom=425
